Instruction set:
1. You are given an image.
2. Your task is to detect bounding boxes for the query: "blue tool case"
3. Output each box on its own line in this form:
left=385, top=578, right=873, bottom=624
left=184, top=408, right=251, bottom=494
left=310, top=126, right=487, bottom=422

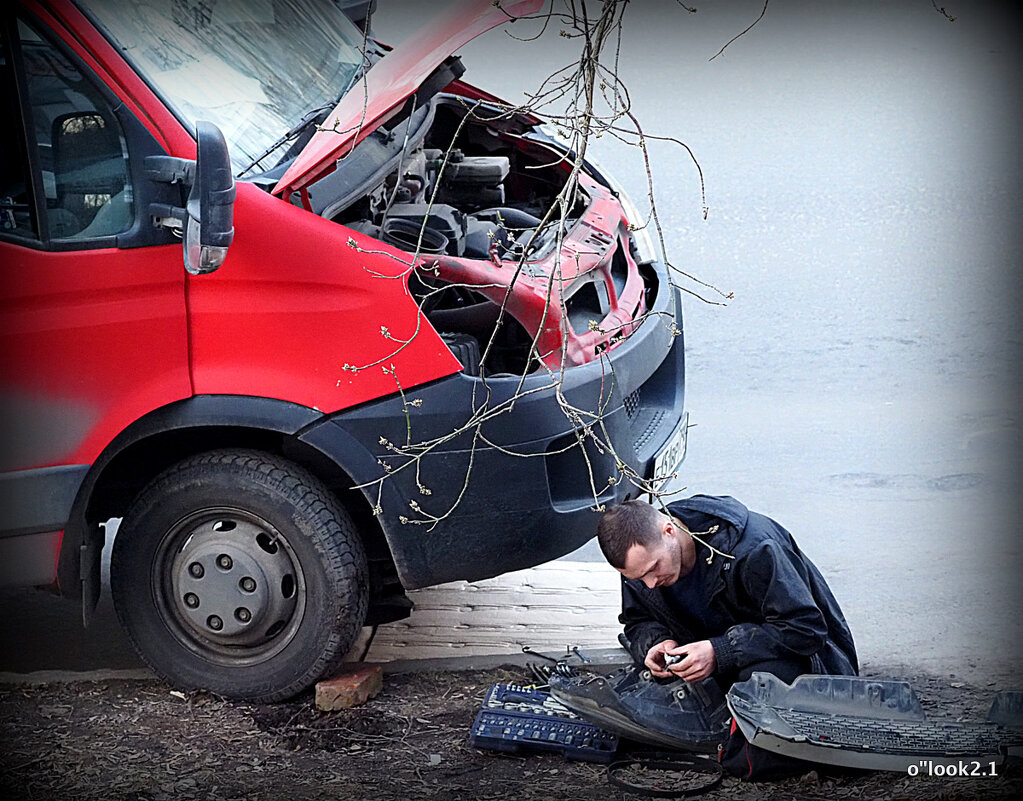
left=468, top=683, right=619, bottom=763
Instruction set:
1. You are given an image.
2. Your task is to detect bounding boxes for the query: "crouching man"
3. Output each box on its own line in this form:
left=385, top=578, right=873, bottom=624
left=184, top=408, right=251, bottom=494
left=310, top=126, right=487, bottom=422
left=599, top=495, right=857, bottom=687
left=597, top=495, right=858, bottom=777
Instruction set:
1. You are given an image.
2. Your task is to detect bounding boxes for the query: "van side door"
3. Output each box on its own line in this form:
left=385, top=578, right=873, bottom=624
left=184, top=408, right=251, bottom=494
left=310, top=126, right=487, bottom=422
left=0, top=10, right=191, bottom=586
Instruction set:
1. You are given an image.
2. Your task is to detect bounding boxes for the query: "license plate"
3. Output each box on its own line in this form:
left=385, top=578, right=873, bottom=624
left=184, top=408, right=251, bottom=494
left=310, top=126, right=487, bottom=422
left=653, top=413, right=688, bottom=490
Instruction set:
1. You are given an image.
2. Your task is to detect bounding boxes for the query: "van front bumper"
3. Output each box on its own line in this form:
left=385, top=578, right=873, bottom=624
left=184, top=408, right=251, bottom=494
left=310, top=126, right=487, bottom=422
left=299, top=262, right=686, bottom=589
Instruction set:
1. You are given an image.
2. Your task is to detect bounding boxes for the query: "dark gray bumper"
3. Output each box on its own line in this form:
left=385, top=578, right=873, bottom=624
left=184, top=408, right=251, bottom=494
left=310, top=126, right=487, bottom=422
left=300, top=262, right=686, bottom=589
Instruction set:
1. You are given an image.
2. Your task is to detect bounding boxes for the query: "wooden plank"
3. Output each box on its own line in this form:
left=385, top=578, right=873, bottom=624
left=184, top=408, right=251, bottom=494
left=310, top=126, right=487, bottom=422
left=362, top=561, right=626, bottom=662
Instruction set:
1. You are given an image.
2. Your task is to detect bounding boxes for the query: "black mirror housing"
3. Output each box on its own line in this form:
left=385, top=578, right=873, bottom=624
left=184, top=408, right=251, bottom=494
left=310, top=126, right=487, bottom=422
left=185, top=121, right=235, bottom=275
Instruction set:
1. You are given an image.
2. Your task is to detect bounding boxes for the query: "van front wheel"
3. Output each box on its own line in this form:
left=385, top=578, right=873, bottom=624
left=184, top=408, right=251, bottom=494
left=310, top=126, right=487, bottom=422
left=111, top=450, right=368, bottom=702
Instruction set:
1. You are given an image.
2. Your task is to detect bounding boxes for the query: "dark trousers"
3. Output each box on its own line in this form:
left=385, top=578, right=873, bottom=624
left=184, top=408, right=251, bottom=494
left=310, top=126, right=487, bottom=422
left=716, top=655, right=813, bottom=693
left=715, top=656, right=816, bottom=779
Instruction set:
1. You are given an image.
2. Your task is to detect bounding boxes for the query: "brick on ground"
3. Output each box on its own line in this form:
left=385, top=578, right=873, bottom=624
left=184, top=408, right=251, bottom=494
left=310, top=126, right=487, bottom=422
left=315, top=664, right=383, bottom=711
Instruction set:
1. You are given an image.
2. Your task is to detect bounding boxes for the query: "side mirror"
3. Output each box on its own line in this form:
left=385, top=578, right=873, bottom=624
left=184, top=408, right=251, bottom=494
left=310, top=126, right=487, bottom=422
left=184, top=121, right=235, bottom=275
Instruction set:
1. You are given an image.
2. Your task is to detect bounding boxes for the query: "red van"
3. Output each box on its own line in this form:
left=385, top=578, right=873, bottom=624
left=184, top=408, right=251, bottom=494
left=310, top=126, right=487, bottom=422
left=0, top=0, right=687, bottom=701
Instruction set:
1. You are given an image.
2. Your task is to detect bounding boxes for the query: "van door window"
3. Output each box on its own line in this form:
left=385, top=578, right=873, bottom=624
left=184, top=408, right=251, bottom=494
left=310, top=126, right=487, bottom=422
left=16, top=17, right=134, bottom=241
left=0, top=25, right=36, bottom=239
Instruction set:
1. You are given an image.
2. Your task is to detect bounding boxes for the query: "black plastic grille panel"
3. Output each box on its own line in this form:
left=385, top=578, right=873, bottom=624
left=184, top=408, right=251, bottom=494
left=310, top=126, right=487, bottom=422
left=776, top=708, right=1019, bottom=755
left=623, top=388, right=641, bottom=419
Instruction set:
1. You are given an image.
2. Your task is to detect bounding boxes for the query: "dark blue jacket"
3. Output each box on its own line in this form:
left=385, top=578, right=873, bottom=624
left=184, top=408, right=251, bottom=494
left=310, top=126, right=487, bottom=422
left=620, top=495, right=858, bottom=676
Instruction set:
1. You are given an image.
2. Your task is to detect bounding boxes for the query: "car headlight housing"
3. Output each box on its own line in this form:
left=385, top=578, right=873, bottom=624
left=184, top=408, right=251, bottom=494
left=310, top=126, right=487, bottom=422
left=532, top=123, right=659, bottom=265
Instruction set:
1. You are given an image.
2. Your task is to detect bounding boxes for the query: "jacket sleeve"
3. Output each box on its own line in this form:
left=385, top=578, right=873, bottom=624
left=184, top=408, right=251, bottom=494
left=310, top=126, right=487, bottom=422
left=619, top=577, right=674, bottom=666
left=708, top=540, right=829, bottom=674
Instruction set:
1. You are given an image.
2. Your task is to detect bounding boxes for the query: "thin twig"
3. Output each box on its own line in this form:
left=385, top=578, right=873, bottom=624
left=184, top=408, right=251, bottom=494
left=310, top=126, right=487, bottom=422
left=709, top=0, right=770, bottom=61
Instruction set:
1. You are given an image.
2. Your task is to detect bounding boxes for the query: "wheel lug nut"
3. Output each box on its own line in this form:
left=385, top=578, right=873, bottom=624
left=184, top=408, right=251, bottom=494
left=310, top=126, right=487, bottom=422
left=207, top=615, right=223, bottom=631
left=216, top=554, right=233, bottom=571
left=235, top=607, right=251, bottom=623
left=183, top=593, right=200, bottom=609
left=239, top=577, right=256, bottom=593
left=188, top=562, right=204, bottom=578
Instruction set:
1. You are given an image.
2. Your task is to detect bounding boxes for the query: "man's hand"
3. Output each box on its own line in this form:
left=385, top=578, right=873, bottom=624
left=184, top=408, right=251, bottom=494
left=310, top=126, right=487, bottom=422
left=643, top=639, right=679, bottom=677
left=666, top=640, right=717, bottom=682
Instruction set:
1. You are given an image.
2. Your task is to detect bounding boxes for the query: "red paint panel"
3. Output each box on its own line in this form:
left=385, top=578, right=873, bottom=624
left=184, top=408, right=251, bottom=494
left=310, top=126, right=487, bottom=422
left=445, top=79, right=535, bottom=113
left=0, top=239, right=191, bottom=469
left=186, top=183, right=460, bottom=411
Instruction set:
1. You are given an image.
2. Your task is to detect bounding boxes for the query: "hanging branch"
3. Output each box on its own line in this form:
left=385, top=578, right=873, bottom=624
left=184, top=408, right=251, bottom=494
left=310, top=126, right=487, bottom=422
left=709, top=0, right=770, bottom=62
left=332, top=0, right=739, bottom=528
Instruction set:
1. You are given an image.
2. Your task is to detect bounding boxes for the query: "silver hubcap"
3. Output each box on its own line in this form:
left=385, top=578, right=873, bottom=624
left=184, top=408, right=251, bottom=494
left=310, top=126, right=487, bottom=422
left=160, top=509, right=304, bottom=664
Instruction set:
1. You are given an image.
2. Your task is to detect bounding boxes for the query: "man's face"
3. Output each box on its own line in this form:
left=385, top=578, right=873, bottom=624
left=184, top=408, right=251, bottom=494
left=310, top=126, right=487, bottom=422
left=620, top=525, right=684, bottom=589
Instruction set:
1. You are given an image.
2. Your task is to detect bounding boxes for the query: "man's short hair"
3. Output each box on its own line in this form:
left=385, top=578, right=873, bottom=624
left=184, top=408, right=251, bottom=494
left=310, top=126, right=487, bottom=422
left=597, top=499, right=666, bottom=569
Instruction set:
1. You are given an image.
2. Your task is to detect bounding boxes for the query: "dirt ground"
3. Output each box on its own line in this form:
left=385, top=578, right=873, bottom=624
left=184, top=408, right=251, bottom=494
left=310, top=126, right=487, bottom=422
left=0, top=663, right=1019, bottom=801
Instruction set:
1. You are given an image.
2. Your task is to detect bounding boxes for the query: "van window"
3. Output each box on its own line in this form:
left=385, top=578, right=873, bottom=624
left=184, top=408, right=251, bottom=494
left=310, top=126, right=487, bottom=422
left=17, top=17, right=134, bottom=241
left=0, top=25, right=36, bottom=239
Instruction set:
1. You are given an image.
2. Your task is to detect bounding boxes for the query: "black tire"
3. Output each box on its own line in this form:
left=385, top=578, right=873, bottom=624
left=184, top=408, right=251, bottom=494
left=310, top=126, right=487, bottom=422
left=111, top=449, right=368, bottom=702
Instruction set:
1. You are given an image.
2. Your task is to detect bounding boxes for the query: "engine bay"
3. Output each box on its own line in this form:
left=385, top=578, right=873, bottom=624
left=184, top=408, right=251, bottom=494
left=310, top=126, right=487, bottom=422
left=310, top=95, right=580, bottom=263
left=292, top=90, right=650, bottom=376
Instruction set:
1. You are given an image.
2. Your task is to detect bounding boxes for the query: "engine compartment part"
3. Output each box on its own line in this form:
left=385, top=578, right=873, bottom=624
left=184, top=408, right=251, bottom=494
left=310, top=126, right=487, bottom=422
left=380, top=216, right=450, bottom=255
left=382, top=204, right=466, bottom=256
left=305, top=93, right=652, bottom=375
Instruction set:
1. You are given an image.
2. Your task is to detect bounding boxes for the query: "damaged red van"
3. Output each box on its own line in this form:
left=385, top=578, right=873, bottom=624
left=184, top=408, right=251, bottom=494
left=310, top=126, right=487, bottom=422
left=0, top=0, right=687, bottom=700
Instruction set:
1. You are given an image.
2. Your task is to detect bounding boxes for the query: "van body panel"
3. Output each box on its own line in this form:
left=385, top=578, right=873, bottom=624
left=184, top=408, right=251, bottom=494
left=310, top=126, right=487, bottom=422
left=0, top=239, right=191, bottom=471
left=299, top=262, right=685, bottom=589
left=185, top=181, right=462, bottom=411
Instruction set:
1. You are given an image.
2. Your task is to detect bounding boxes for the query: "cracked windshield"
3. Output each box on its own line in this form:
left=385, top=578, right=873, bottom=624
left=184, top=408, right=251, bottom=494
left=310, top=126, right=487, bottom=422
left=81, top=0, right=366, bottom=171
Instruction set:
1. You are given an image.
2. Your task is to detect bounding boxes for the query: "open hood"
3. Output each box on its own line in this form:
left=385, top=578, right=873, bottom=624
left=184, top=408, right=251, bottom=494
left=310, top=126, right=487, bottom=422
left=273, top=0, right=543, bottom=199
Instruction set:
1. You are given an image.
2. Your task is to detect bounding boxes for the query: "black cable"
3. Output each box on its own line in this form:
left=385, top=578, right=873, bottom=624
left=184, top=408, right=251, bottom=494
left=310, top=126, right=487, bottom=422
left=607, top=752, right=723, bottom=798
left=521, top=646, right=576, bottom=678
left=358, top=624, right=379, bottom=661
left=521, top=645, right=560, bottom=664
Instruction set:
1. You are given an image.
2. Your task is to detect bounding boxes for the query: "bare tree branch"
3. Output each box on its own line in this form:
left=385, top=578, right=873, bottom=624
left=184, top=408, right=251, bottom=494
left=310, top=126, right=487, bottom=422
left=331, top=0, right=746, bottom=527
left=709, top=0, right=769, bottom=62
left=930, top=1, right=956, bottom=22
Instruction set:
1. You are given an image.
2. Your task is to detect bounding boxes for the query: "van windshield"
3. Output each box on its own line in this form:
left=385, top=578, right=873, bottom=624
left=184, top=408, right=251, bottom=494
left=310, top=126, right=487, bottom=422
left=81, top=0, right=367, bottom=171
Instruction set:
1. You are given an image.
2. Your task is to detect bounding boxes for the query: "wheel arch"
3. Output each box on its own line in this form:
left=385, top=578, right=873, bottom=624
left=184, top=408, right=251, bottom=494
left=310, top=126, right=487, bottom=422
left=61, top=395, right=404, bottom=624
